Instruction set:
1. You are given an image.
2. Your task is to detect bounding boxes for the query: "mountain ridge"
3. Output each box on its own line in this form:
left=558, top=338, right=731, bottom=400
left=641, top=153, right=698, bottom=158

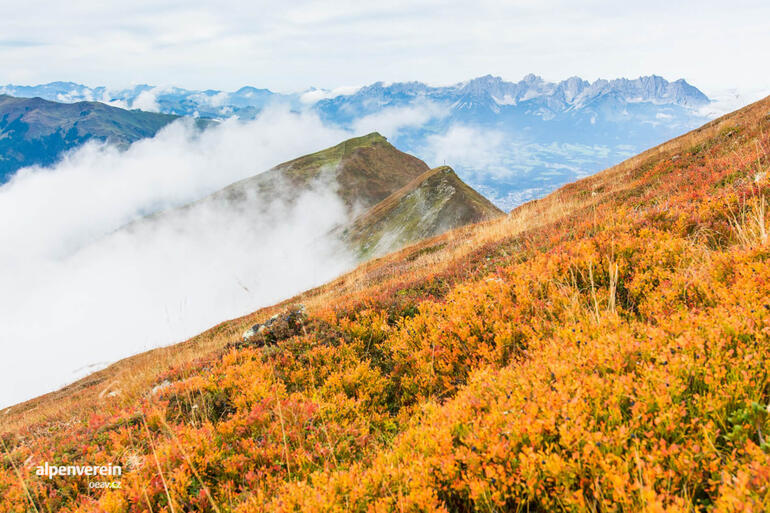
left=343, top=165, right=503, bottom=258
left=0, top=94, right=179, bottom=181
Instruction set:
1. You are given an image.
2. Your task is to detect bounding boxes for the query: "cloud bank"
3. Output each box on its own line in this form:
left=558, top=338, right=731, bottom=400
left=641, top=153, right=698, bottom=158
left=0, top=109, right=354, bottom=408
left=299, top=86, right=361, bottom=105
left=420, top=124, right=507, bottom=179
left=352, top=101, right=447, bottom=139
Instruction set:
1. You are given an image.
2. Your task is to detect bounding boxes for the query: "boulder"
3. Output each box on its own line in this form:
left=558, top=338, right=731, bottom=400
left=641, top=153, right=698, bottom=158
left=238, top=304, right=307, bottom=347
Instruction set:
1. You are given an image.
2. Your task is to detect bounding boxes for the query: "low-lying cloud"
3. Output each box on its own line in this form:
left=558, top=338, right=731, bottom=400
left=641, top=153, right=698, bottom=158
left=420, top=124, right=508, bottom=178
left=352, top=101, right=447, bottom=139
left=299, top=85, right=361, bottom=105
left=130, top=88, right=162, bottom=112
left=0, top=109, right=354, bottom=408
left=418, top=123, right=630, bottom=210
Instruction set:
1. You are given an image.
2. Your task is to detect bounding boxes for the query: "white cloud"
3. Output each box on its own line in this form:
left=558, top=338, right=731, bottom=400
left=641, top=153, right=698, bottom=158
left=0, top=108, right=355, bottom=408
left=420, top=124, right=508, bottom=179
left=131, top=88, right=161, bottom=112
left=100, top=90, right=130, bottom=109
left=352, top=102, right=447, bottom=139
left=299, top=86, right=361, bottom=104
left=417, top=124, right=635, bottom=210
left=0, top=1, right=767, bottom=93
left=56, top=89, right=93, bottom=103
left=698, top=87, right=770, bottom=118
left=420, top=124, right=624, bottom=183
left=208, top=90, right=230, bottom=107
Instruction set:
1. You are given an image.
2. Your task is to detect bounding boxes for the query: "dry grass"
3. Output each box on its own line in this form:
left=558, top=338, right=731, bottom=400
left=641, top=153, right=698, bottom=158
left=729, top=192, right=768, bottom=247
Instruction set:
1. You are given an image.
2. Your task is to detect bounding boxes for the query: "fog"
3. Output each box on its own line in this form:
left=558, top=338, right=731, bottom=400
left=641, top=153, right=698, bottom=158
left=352, top=102, right=447, bottom=139
left=0, top=110, right=356, bottom=408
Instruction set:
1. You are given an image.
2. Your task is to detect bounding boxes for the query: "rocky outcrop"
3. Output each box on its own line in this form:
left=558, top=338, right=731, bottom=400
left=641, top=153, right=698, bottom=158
left=235, top=305, right=307, bottom=348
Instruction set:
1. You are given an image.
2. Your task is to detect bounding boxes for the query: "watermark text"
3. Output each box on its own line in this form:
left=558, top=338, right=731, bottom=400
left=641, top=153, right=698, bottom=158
left=35, top=462, right=122, bottom=480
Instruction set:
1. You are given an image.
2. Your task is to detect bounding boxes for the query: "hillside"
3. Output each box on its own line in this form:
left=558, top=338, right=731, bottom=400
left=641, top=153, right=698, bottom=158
left=0, top=95, right=178, bottom=181
left=343, top=165, right=503, bottom=258
left=1, top=96, right=769, bottom=512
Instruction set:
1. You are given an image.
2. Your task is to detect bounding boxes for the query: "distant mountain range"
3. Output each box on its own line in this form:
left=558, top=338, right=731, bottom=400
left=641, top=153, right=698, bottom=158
left=0, top=75, right=710, bottom=119
left=0, top=75, right=715, bottom=208
left=314, top=74, right=710, bottom=121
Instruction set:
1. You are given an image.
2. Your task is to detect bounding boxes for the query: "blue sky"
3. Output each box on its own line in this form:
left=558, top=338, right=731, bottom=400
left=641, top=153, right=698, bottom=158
left=0, top=0, right=768, bottom=93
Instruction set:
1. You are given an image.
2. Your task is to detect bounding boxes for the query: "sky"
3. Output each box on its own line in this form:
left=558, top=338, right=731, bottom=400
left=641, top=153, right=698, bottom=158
left=0, top=0, right=768, bottom=94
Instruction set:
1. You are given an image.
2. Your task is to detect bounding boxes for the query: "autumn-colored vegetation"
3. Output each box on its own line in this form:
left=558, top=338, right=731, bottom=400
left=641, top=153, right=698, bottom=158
left=2, top=97, right=770, bottom=512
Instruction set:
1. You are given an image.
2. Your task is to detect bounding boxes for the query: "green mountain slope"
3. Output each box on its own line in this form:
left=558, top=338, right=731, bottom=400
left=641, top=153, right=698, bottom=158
left=210, top=132, right=430, bottom=213
left=343, top=165, right=504, bottom=258
left=0, top=94, right=178, bottom=181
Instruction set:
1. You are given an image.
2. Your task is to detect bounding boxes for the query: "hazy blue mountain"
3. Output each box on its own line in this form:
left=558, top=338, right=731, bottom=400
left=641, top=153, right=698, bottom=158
left=0, top=75, right=714, bottom=208
left=0, top=95, right=178, bottom=182
left=0, top=82, right=297, bottom=118
left=313, top=74, right=708, bottom=123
